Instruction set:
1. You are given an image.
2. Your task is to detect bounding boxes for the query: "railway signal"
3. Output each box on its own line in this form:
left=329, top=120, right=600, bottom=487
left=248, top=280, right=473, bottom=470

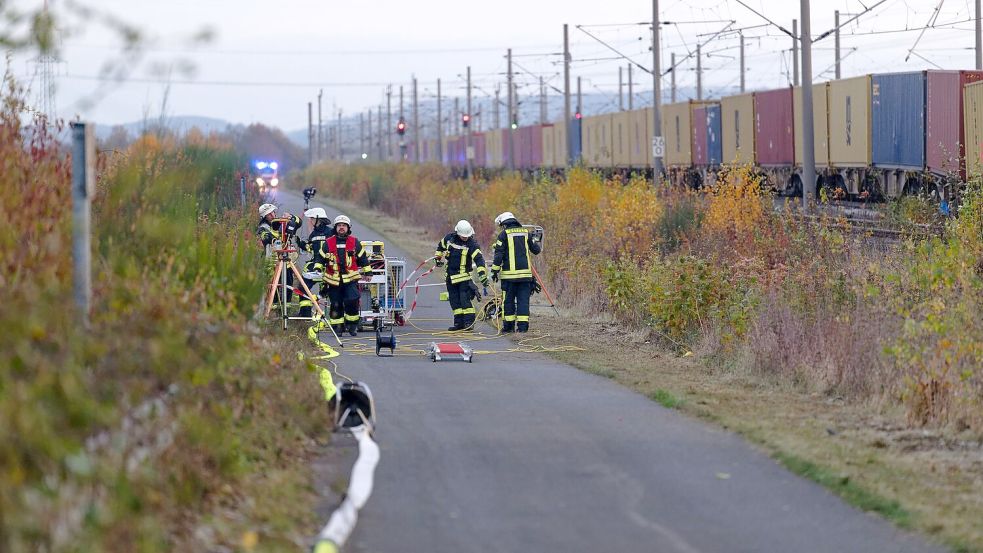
left=462, top=113, right=471, bottom=128
left=396, top=119, right=406, bottom=136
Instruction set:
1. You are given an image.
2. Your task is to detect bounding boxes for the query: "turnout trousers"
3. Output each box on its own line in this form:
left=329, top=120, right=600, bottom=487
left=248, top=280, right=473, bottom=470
left=446, top=279, right=477, bottom=330
left=501, top=280, right=532, bottom=332
left=326, top=281, right=360, bottom=331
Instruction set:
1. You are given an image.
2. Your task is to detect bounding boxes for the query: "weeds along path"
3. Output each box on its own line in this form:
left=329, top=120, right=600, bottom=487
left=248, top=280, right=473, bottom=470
left=279, top=189, right=943, bottom=553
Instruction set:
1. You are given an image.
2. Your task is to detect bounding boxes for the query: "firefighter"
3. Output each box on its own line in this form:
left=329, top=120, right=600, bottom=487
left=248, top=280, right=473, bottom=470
left=322, top=215, right=372, bottom=336
left=435, top=220, right=489, bottom=331
left=490, top=211, right=541, bottom=333
left=295, top=207, right=335, bottom=318
left=256, top=203, right=301, bottom=304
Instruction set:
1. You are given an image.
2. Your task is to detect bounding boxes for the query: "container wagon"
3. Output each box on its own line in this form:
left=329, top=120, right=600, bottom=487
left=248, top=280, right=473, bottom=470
left=754, top=88, right=795, bottom=192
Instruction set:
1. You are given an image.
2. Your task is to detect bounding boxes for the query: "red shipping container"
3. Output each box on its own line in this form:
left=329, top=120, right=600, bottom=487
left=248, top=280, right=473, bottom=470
left=517, top=126, right=532, bottom=169
left=926, top=70, right=983, bottom=176
left=754, top=88, right=794, bottom=166
left=529, top=125, right=544, bottom=168
left=502, top=130, right=512, bottom=168
left=472, top=132, right=487, bottom=167
left=692, top=107, right=709, bottom=166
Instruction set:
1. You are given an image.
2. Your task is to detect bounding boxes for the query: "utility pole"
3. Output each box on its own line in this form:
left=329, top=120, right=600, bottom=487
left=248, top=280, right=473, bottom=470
left=628, top=63, right=634, bottom=110
left=71, top=122, right=94, bottom=326
left=793, top=19, right=800, bottom=86
left=652, top=0, right=665, bottom=180
left=740, top=33, right=746, bottom=92
left=977, top=0, right=982, bottom=70
left=696, top=44, right=703, bottom=100
left=507, top=48, right=514, bottom=171
left=577, top=76, right=582, bottom=116
left=454, top=97, right=460, bottom=135
left=337, top=109, right=343, bottom=160
left=619, top=66, right=624, bottom=110
left=437, top=78, right=443, bottom=163
left=671, top=53, right=677, bottom=103
left=494, top=85, right=501, bottom=129
left=377, top=105, right=383, bottom=160
left=386, top=86, right=392, bottom=161
left=834, top=10, right=842, bottom=79
left=563, top=23, right=573, bottom=165
left=539, top=75, right=547, bottom=123
left=317, top=89, right=323, bottom=162
left=359, top=112, right=365, bottom=160
left=399, top=85, right=405, bottom=161
left=367, top=109, right=373, bottom=159
left=467, top=66, right=473, bottom=177
left=801, top=0, right=816, bottom=211
left=412, top=76, right=419, bottom=163
left=308, top=101, right=313, bottom=166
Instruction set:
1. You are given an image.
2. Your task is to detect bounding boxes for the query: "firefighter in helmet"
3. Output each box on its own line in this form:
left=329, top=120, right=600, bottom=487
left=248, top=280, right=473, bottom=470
left=321, top=215, right=372, bottom=336
left=256, top=203, right=301, bottom=305
left=490, top=211, right=541, bottom=333
left=435, top=219, right=489, bottom=331
left=295, top=207, right=335, bottom=318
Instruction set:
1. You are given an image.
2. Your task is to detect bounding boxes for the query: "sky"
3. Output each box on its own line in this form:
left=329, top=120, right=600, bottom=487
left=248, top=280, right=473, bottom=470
left=8, top=0, right=983, bottom=132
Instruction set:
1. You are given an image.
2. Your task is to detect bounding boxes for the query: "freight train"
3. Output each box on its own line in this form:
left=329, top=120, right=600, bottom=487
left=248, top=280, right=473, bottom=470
left=414, top=69, right=983, bottom=200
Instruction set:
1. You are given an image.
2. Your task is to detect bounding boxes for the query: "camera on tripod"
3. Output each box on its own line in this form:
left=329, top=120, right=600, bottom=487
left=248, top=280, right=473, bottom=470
left=303, top=186, right=317, bottom=201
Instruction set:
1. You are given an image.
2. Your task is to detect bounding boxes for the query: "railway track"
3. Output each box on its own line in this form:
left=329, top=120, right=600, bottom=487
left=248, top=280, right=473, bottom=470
left=787, top=213, right=943, bottom=241
left=771, top=197, right=944, bottom=241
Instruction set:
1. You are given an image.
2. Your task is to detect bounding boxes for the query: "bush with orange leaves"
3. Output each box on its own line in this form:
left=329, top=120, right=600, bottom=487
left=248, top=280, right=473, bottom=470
left=703, top=164, right=767, bottom=239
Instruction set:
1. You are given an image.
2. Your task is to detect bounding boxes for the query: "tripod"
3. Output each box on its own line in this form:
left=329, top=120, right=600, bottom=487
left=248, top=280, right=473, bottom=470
left=261, top=219, right=341, bottom=345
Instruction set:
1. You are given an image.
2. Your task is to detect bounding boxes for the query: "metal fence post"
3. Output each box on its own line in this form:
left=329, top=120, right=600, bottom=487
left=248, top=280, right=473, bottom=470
left=71, top=122, right=94, bottom=326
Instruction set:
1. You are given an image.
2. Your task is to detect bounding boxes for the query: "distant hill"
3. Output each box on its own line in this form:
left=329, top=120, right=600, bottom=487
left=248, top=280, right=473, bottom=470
left=94, top=116, right=235, bottom=141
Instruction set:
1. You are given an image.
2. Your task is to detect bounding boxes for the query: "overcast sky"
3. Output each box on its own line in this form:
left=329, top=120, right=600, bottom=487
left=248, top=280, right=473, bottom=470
left=8, top=0, right=983, bottom=131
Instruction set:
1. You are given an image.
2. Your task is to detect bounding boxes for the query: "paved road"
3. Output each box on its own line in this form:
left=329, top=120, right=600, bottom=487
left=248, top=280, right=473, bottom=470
left=279, top=190, right=943, bottom=553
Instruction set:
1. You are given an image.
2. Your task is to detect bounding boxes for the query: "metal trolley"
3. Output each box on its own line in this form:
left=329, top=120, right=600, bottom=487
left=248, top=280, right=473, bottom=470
left=358, top=241, right=406, bottom=331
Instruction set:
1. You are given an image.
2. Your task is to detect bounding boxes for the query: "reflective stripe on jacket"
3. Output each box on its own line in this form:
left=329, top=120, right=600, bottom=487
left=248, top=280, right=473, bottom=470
left=435, top=233, right=488, bottom=284
left=491, top=221, right=541, bottom=281
left=322, top=235, right=369, bottom=286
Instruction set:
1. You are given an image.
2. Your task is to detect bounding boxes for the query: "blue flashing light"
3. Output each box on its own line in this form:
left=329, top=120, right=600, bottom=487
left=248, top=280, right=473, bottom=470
left=269, top=161, right=279, bottom=170
left=256, top=161, right=268, bottom=170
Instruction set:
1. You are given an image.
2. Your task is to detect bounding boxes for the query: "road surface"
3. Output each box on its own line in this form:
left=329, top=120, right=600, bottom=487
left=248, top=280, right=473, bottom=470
left=279, top=190, right=942, bottom=553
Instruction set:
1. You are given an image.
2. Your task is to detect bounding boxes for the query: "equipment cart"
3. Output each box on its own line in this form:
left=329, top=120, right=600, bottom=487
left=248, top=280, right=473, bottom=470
left=359, top=241, right=406, bottom=331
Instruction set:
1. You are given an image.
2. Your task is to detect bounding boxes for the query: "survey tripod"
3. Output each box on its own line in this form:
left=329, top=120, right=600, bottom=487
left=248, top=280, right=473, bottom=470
left=262, top=218, right=341, bottom=346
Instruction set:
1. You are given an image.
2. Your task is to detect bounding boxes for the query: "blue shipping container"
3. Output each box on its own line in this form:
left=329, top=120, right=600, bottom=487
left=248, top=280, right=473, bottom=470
left=569, top=117, right=583, bottom=162
left=707, top=105, right=723, bottom=165
left=871, top=72, right=925, bottom=168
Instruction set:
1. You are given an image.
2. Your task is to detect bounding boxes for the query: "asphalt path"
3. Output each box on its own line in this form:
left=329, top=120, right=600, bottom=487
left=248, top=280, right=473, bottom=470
left=277, top=189, right=943, bottom=553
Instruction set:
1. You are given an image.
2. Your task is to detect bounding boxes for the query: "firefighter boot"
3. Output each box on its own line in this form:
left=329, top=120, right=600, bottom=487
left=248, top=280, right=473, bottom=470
left=462, top=314, right=476, bottom=331
left=501, top=320, right=515, bottom=333
left=447, top=314, right=463, bottom=332
left=346, top=321, right=359, bottom=337
left=516, top=321, right=529, bottom=333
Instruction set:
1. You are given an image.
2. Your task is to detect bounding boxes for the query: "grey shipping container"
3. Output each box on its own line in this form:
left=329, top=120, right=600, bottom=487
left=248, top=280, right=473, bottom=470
left=707, top=105, right=723, bottom=165
left=871, top=72, right=925, bottom=169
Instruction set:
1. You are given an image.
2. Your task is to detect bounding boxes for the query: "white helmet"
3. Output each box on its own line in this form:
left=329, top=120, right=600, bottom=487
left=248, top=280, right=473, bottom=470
left=455, top=219, right=474, bottom=238
left=259, top=203, right=277, bottom=217
left=333, top=215, right=351, bottom=226
left=495, top=211, right=515, bottom=226
left=304, top=207, right=328, bottom=219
